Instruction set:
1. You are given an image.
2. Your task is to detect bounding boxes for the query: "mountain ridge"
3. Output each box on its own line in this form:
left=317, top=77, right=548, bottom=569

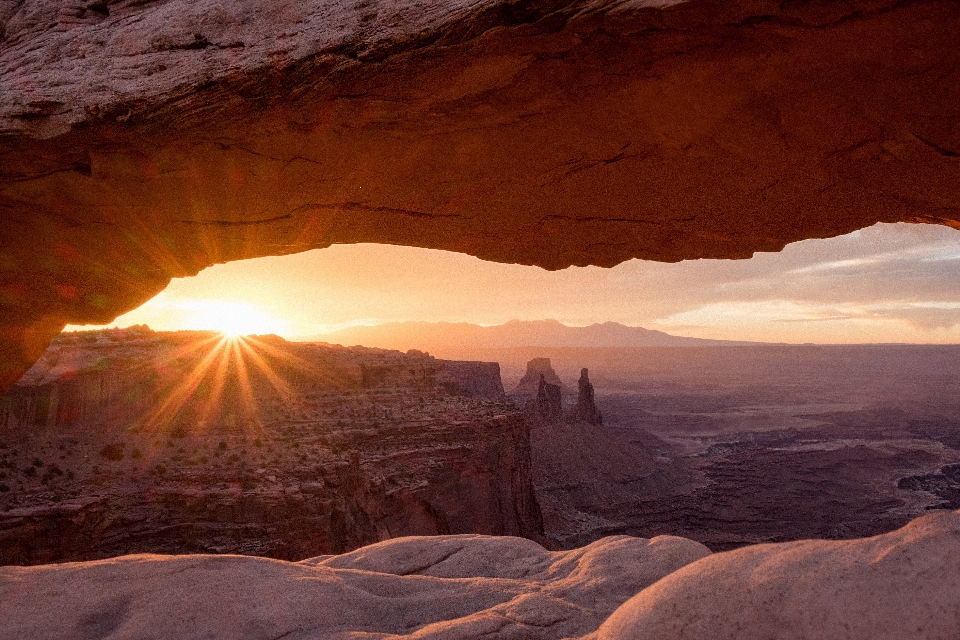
left=297, top=320, right=763, bottom=351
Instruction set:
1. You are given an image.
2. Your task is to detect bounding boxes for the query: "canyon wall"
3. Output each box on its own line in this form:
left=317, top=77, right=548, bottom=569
left=0, top=329, right=543, bottom=564
left=2, top=0, right=960, bottom=388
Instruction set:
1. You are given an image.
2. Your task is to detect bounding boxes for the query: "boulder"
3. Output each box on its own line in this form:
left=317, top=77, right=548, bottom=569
left=596, top=509, right=960, bottom=640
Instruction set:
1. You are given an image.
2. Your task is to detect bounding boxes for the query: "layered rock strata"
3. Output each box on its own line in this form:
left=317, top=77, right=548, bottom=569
left=3, top=0, right=960, bottom=389
left=3, top=511, right=960, bottom=639
left=0, top=328, right=542, bottom=564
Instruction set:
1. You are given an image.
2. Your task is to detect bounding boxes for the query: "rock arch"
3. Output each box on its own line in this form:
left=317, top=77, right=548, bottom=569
left=2, top=0, right=958, bottom=388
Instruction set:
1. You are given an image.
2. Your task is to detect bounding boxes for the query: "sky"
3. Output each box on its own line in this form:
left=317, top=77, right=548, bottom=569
left=66, top=222, right=960, bottom=344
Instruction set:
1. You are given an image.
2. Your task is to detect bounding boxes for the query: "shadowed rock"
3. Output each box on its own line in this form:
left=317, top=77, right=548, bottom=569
left=3, top=0, right=960, bottom=388
left=527, top=373, right=564, bottom=423
left=569, top=367, right=601, bottom=425
left=511, top=357, right=568, bottom=399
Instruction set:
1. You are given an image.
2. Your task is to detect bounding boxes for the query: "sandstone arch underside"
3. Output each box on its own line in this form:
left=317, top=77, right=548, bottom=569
left=1, top=0, right=958, bottom=389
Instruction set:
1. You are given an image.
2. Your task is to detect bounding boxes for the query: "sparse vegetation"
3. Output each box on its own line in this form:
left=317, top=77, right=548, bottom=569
left=99, top=444, right=124, bottom=461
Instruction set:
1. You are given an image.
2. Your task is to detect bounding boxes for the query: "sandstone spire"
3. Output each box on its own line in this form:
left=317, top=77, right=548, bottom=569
left=526, top=373, right=562, bottom=423
left=569, top=368, right=602, bottom=425
left=510, top=358, right=568, bottom=398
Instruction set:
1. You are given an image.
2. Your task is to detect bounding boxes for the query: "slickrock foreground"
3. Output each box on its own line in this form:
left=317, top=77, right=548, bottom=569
left=0, top=534, right=710, bottom=640
left=594, top=510, right=960, bottom=640
left=3, top=0, right=960, bottom=388
left=3, top=511, right=960, bottom=639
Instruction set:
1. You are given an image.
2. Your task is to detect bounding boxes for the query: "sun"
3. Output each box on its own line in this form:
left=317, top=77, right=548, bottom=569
left=183, top=299, right=291, bottom=337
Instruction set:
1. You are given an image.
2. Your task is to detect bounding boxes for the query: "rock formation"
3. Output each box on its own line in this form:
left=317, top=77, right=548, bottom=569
left=569, top=367, right=601, bottom=425
left=3, top=0, right=960, bottom=389
left=436, top=361, right=506, bottom=399
left=526, top=374, right=564, bottom=423
left=510, top=357, right=568, bottom=399
left=3, top=511, right=960, bottom=639
left=518, top=361, right=692, bottom=548
left=0, top=533, right=711, bottom=640
left=595, top=510, right=960, bottom=640
left=0, top=329, right=543, bottom=563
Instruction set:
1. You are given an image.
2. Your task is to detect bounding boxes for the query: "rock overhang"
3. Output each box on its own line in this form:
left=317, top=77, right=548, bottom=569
left=1, top=0, right=959, bottom=388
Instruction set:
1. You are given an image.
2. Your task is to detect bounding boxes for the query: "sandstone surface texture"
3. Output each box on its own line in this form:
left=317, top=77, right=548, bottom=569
left=3, top=511, right=960, bottom=639
left=0, top=533, right=711, bottom=640
left=2, top=0, right=960, bottom=387
left=594, top=509, right=960, bottom=640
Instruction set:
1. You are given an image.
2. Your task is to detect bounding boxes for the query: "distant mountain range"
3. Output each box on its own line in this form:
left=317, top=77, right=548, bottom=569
left=298, top=320, right=762, bottom=351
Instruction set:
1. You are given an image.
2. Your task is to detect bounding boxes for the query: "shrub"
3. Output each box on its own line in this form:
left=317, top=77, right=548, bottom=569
left=100, top=444, right=124, bottom=461
left=131, top=449, right=143, bottom=459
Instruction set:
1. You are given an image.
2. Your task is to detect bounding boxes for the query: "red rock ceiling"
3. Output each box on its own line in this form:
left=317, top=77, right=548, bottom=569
left=1, top=0, right=958, bottom=389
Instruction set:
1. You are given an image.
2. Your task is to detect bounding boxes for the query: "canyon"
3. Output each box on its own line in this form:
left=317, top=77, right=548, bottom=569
left=3, top=0, right=960, bottom=636
left=0, top=327, right=544, bottom=564
left=481, top=347, right=960, bottom=551
left=3, top=333, right=960, bottom=636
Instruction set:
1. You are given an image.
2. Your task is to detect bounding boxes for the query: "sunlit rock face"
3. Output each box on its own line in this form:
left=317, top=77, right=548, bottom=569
left=2, top=0, right=960, bottom=388
left=3, top=512, right=960, bottom=639
left=0, top=534, right=711, bottom=640
left=596, top=510, right=960, bottom=640
left=0, top=329, right=542, bottom=563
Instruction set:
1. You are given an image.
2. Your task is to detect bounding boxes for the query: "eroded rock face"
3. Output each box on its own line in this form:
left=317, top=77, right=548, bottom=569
left=2, top=0, right=960, bottom=388
left=0, top=329, right=543, bottom=563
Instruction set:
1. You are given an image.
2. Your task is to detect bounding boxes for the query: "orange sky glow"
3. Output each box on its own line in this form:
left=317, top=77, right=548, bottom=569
left=66, top=223, right=960, bottom=344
